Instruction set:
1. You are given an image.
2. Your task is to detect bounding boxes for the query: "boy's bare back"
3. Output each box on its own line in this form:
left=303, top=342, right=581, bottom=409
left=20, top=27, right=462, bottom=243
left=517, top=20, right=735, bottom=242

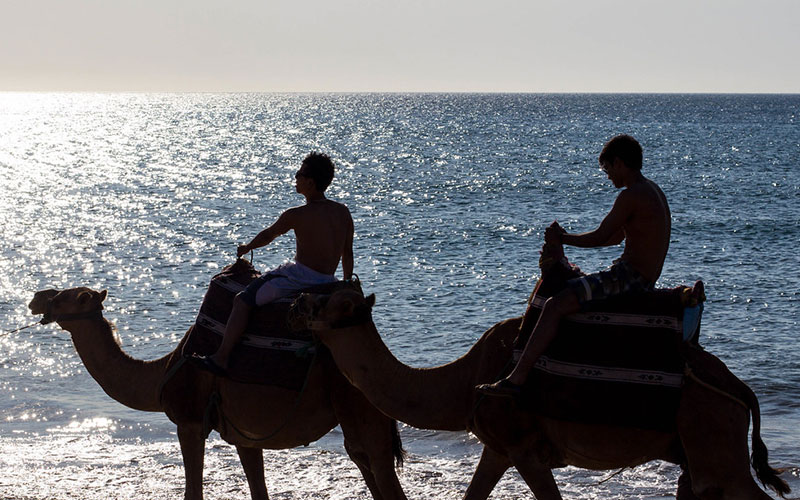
left=288, top=200, right=354, bottom=276
left=616, top=178, right=671, bottom=282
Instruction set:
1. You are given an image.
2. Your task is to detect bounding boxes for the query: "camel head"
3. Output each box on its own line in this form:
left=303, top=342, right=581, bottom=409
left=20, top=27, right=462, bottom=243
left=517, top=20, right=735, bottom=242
left=290, top=289, right=375, bottom=337
left=29, top=287, right=107, bottom=324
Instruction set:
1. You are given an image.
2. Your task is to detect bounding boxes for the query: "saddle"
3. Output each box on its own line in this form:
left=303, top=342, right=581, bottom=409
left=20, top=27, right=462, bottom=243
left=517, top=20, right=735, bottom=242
left=183, top=259, right=361, bottom=389
left=516, top=249, right=704, bottom=431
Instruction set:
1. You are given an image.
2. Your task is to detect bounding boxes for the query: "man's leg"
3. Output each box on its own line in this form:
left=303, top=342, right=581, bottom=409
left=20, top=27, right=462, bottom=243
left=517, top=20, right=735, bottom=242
left=209, top=295, right=252, bottom=370
left=508, top=289, right=579, bottom=384
left=477, top=289, right=580, bottom=395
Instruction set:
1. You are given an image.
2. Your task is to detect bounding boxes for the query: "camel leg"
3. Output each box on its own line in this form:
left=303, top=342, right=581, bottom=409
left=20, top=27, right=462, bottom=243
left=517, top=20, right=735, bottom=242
left=676, top=465, right=701, bottom=500
left=463, top=446, right=512, bottom=500
left=177, top=424, right=206, bottom=500
left=511, top=458, right=562, bottom=500
left=331, top=378, right=407, bottom=500
left=236, top=445, right=269, bottom=500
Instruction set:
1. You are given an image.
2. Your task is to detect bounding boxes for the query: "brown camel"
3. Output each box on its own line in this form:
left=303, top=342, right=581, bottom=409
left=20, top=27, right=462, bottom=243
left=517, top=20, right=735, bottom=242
left=292, top=288, right=790, bottom=500
left=28, top=287, right=408, bottom=500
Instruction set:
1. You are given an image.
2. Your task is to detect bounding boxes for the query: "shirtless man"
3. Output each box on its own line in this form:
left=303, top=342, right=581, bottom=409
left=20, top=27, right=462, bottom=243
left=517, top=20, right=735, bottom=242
left=196, top=152, right=354, bottom=374
left=478, top=134, right=671, bottom=396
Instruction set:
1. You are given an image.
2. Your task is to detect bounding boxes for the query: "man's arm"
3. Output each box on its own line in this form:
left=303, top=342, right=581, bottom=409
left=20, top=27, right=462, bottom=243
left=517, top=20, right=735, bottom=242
left=237, top=210, right=295, bottom=257
left=560, top=191, right=632, bottom=248
left=341, top=212, right=354, bottom=280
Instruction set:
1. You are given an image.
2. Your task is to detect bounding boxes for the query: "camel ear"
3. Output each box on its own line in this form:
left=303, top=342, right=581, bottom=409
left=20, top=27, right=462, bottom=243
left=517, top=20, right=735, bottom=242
left=98, top=290, right=108, bottom=302
left=365, top=294, right=376, bottom=309
left=78, top=291, right=92, bottom=304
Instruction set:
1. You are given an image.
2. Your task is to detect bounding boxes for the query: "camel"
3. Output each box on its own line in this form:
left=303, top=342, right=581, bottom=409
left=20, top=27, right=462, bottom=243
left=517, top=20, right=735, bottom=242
left=291, top=288, right=791, bottom=500
left=28, top=287, right=408, bottom=500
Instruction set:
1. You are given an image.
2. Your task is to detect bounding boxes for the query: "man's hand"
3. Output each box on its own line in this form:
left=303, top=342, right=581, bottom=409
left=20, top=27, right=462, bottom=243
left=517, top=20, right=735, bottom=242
left=545, top=221, right=565, bottom=245
left=237, top=244, right=251, bottom=258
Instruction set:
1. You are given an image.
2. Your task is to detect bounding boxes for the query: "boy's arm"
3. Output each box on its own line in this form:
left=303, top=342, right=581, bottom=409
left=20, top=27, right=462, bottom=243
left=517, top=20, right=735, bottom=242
left=341, top=212, right=354, bottom=280
left=561, top=191, right=631, bottom=248
left=237, top=210, right=295, bottom=257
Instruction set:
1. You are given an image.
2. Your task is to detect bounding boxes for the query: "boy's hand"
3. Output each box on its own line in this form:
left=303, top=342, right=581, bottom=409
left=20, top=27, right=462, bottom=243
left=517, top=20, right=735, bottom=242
left=237, top=244, right=251, bottom=258
left=545, top=221, right=565, bottom=245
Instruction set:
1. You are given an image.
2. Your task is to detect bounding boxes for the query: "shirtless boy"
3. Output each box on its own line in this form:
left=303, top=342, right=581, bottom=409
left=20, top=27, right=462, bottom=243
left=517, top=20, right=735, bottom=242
left=196, top=152, right=354, bottom=374
left=478, top=134, right=672, bottom=396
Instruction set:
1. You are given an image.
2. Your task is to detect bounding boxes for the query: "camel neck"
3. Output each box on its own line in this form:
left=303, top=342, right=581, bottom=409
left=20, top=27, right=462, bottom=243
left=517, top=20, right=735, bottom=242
left=319, top=322, right=492, bottom=431
left=61, top=317, right=171, bottom=412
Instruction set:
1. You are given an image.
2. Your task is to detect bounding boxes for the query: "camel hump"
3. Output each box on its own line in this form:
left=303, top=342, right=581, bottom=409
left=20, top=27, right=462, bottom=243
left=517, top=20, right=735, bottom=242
left=182, top=261, right=362, bottom=388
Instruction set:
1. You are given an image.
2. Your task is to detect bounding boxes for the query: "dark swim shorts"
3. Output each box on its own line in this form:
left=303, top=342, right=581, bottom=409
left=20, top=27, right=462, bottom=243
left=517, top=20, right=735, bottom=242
left=566, top=260, right=653, bottom=305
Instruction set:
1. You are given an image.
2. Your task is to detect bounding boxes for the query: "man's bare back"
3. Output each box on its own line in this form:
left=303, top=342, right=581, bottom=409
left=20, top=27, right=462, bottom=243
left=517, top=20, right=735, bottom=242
left=617, top=178, right=671, bottom=283
left=282, top=199, right=354, bottom=277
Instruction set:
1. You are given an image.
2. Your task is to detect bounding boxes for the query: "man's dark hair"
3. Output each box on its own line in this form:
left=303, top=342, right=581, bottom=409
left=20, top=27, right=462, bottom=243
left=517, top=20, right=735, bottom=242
left=302, top=152, right=335, bottom=191
left=599, top=134, right=643, bottom=171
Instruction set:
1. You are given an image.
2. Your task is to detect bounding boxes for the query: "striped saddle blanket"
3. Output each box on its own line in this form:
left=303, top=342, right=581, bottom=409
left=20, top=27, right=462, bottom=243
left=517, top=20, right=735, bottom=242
left=517, top=271, right=703, bottom=431
left=183, top=259, right=358, bottom=389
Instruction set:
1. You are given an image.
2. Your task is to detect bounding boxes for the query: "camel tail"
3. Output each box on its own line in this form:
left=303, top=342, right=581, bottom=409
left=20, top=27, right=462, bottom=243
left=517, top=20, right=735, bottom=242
left=745, top=382, right=791, bottom=497
left=391, top=419, right=407, bottom=469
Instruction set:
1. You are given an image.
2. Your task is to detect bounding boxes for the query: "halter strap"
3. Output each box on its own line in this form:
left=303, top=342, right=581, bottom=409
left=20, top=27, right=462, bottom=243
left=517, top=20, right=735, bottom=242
left=40, top=309, right=104, bottom=325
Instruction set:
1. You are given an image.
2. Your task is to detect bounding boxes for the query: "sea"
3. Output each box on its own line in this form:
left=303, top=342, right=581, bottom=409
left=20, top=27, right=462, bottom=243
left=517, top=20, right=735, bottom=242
left=0, top=93, right=797, bottom=499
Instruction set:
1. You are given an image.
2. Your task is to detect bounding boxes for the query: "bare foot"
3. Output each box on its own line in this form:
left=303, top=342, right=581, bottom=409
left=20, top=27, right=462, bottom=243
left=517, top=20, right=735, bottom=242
left=691, top=280, right=705, bottom=303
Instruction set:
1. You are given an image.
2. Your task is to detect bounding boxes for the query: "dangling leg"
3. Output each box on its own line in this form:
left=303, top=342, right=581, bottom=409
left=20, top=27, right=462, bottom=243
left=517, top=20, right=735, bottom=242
left=210, top=296, right=252, bottom=370
left=477, top=290, right=579, bottom=396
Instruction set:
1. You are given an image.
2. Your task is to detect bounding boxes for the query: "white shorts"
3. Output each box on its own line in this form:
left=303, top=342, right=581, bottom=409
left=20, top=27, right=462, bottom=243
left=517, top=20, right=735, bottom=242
left=240, top=261, right=337, bottom=306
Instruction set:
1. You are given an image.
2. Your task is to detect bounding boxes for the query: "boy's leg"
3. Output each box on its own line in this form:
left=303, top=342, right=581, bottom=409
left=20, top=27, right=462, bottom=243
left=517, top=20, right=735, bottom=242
left=508, top=289, right=579, bottom=384
left=210, top=295, right=252, bottom=370
left=477, top=288, right=579, bottom=396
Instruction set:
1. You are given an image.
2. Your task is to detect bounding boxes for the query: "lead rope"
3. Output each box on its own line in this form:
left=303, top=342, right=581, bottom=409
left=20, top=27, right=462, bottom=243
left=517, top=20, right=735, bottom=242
left=2, top=321, right=41, bottom=336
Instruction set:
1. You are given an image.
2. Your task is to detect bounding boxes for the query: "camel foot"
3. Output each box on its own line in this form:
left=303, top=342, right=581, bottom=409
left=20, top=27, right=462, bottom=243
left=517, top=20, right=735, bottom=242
left=476, top=379, right=522, bottom=398
left=188, top=354, right=228, bottom=377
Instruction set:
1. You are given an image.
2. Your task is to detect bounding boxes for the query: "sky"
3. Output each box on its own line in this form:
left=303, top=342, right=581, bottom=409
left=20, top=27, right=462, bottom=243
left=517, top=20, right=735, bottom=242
left=1, top=0, right=798, bottom=93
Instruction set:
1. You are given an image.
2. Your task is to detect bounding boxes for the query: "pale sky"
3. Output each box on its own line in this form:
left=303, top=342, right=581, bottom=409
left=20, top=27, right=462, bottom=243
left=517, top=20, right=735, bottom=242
left=1, top=0, right=798, bottom=93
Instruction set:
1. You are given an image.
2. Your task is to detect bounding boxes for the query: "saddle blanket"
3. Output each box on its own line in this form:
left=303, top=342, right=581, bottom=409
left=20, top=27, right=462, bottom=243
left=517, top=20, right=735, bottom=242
left=517, top=287, right=702, bottom=431
left=183, top=260, right=357, bottom=389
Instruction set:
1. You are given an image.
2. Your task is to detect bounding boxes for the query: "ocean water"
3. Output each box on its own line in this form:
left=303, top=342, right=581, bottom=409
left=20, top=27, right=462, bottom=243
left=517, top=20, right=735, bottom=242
left=0, top=93, right=798, bottom=499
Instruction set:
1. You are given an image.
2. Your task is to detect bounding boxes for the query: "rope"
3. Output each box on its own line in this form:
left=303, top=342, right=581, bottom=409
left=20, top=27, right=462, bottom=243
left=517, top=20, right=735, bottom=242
left=596, top=467, right=627, bottom=485
left=157, top=355, right=188, bottom=406
left=684, top=367, right=748, bottom=410
left=2, top=321, right=42, bottom=336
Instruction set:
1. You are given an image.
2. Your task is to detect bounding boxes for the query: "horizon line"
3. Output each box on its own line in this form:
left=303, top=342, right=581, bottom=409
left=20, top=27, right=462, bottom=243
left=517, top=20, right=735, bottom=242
left=1, top=90, right=799, bottom=96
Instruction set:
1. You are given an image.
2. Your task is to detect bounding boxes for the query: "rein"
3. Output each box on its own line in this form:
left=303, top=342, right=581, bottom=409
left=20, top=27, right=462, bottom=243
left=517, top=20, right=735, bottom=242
left=3, top=321, right=42, bottom=336
left=4, top=309, right=104, bottom=335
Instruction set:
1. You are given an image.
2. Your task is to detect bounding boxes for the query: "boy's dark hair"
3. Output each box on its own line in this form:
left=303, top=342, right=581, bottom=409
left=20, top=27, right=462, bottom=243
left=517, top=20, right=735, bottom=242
left=302, top=152, right=335, bottom=191
left=599, top=134, right=643, bottom=171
